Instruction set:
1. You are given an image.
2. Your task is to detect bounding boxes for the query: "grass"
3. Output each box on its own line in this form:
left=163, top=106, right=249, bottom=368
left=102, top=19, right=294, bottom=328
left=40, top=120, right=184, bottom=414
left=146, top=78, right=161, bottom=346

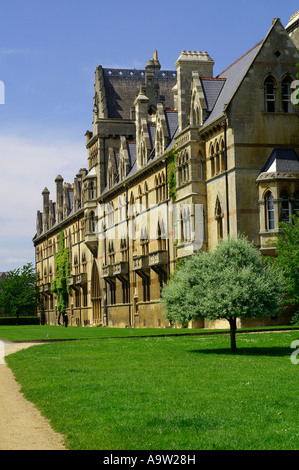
left=0, top=324, right=213, bottom=341
left=5, top=329, right=299, bottom=450
left=0, top=324, right=296, bottom=342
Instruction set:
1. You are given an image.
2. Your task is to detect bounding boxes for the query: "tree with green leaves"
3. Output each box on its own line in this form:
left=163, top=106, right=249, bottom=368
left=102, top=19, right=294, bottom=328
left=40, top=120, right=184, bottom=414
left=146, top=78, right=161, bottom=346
left=274, top=215, right=299, bottom=324
left=0, top=263, right=39, bottom=323
left=161, top=236, right=285, bottom=352
left=51, top=231, right=70, bottom=325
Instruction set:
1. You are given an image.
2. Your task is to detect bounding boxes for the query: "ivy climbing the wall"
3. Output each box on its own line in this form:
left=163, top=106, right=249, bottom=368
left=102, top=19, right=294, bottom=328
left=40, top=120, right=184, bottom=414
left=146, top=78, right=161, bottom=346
left=51, top=230, right=70, bottom=325
left=167, top=145, right=177, bottom=201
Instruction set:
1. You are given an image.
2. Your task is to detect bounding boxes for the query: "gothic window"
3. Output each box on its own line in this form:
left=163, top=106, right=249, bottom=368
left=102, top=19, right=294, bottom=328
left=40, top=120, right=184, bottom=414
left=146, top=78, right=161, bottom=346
left=144, top=182, right=149, bottom=209
left=215, top=197, right=223, bottom=240
left=140, top=226, right=149, bottom=256
left=220, top=139, right=225, bottom=173
left=90, top=211, right=96, bottom=233
left=215, top=142, right=220, bottom=175
left=75, top=289, right=80, bottom=308
left=107, top=202, right=114, bottom=227
left=264, top=76, right=276, bottom=112
left=198, top=152, right=204, bottom=180
left=265, top=192, right=275, bottom=231
left=282, top=77, right=292, bottom=113
left=120, top=236, right=128, bottom=261
left=155, top=176, right=159, bottom=203
left=142, top=275, right=150, bottom=302
left=122, top=280, right=129, bottom=304
left=177, top=153, right=189, bottom=186
left=108, top=241, right=115, bottom=265
left=109, top=282, right=116, bottom=305
left=89, top=181, right=95, bottom=200
left=128, top=192, right=135, bottom=219
left=74, top=255, right=79, bottom=275
left=155, top=172, right=166, bottom=203
left=280, top=190, right=291, bottom=223
left=210, top=144, right=215, bottom=177
left=137, top=185, right=143, bottom=214
left=157, top=220, right=167, bottom=250
left=118, top=195, right=126, bottom=223
left=183, top=206, right=192, bottom=242
left=82, top=251, right=87, bottom=273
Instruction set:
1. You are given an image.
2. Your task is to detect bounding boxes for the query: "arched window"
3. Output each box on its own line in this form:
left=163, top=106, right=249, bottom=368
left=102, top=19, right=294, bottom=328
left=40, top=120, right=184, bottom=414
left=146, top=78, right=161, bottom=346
left=198, top=152, right=204, bottom=180
left=210, top=144, right=215, bottom=177
left=90, top=211, right=96, bottom=233
left=264, top=76, right=276, bottom=112
left=137, top=185, right=143, bottom=213
left=144, top=182, right=149, bottom=209
left=107, top=202, right=114, bottom=227
left=215, top=197, right=223, bottom=240
left=128, top=192, right=135, bottom=219
left=157, top=220, right=167, bottom=250
left=280, top=190, right=291, bottom=223
left=282, top=77, right=292, bottom=113
left=183, top=206, right=191, bottom=242
left=265, top=192, right=275, bottom=231
left=220, top=140, right=225, bottom=173
left=120, top=236, right=128, bottom=261
left=90, top=181, right=95, bottom=200
left=140, top=226, right=149, bottom=256
left=108, top=241, right=115, bottom=265
left=215, top=142, right=220, bottom=175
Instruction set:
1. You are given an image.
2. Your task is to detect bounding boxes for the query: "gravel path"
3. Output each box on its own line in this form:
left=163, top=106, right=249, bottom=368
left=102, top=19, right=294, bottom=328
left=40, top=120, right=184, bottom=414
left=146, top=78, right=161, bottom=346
left=0, top=340, right=66, bottom=450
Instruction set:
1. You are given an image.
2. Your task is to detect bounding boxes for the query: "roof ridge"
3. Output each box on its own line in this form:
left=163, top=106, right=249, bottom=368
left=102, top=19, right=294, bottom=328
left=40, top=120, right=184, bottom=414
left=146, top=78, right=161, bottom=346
left=217, top=40, right=263, bottom=77
left=201, top=77, right=226, bottom=81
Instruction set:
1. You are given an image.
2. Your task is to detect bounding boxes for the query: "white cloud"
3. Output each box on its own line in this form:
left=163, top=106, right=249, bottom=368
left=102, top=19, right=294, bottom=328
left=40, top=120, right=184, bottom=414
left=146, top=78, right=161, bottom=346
left=0, top=134, right=87, bottom=270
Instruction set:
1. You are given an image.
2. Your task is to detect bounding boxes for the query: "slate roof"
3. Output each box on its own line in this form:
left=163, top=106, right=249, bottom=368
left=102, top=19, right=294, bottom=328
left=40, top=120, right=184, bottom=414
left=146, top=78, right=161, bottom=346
left=201, top=41, right=263, bottom=127
left=261, top=148, right=299, bottom=173
left=102, top=69, right=177, bottom=119
left=200, top=78, right=226, bottom=112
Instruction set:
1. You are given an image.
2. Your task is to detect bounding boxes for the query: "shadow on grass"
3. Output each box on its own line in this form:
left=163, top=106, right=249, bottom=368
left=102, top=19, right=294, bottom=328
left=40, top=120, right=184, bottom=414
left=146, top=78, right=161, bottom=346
left=189, top=347, right=292, bottom=357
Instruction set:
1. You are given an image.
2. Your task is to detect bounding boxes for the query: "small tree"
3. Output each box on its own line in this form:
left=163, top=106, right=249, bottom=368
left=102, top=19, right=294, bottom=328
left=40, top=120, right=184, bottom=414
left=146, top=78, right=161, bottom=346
left=274, top=214, right=299, bottom=324
left=51, top=231, right=70, bottom=325
left=161, top=236, right=285, bottom=352
left=0, top=263, right=39, bottom=323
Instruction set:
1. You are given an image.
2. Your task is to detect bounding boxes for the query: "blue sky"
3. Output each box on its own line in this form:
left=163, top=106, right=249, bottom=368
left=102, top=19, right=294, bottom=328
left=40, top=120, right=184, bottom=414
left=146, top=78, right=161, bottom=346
left=0, top=0, right=297, bottom=271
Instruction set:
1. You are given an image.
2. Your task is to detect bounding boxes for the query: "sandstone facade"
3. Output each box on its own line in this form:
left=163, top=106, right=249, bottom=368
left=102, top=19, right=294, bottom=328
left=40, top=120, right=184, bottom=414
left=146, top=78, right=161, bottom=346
left=33, top=15, right=299, bottom=328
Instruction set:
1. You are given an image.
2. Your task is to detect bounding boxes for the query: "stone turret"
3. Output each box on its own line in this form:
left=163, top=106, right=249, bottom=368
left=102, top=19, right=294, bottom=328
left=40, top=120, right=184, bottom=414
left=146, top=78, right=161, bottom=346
left=175, top=50, right=214, bottom=131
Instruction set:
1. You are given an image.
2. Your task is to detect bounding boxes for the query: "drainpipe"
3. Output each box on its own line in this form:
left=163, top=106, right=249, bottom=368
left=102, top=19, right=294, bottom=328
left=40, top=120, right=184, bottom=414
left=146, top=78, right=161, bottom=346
left=126, top=185, right=132, bottom=327
left=224, top=120, right=230, bottom=236
left=165, top=158, right=170, bottom=279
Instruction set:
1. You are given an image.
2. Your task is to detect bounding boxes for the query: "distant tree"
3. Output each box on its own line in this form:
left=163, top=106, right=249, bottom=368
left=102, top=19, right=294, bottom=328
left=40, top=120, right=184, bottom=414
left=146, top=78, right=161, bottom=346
left=273, top=214, right=299, bottom=324
left=161, top=236, right=285, bottom=352
left=51, top=231, right=70, bottom=325
left=0, top=263, right=39, bottom=323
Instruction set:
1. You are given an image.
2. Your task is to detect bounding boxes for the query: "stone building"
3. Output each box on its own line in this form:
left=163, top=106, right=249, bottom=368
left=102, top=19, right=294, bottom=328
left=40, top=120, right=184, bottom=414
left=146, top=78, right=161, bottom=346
left=33, top=15, right=299, bottom=328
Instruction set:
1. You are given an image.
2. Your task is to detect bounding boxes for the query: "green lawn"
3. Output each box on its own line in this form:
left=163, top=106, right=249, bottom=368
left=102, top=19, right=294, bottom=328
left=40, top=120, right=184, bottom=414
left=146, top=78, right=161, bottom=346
left=0, top=324, right=227, bottom=342
left=0, top=324, right=295, bottom=342
left=5, top=329, right=299, bottom=450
